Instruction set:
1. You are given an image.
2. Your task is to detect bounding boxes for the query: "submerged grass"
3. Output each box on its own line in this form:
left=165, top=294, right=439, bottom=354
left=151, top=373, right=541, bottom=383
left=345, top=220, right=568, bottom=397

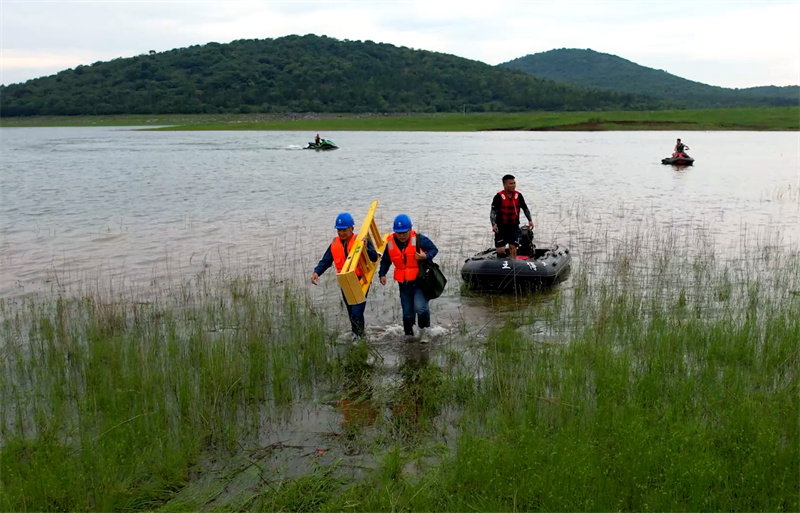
left=311, top=233, right=799, bottom=512
left=1, top=220, right=798, bottom=511
left=0, top=275, right=334, bottom=511
left=1, top=107, right=798, bottom=131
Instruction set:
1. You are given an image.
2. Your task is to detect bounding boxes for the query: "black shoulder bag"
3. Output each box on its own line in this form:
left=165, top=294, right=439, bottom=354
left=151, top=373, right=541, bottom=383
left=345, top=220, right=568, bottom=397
left=415, top=237, right=446, bottom=300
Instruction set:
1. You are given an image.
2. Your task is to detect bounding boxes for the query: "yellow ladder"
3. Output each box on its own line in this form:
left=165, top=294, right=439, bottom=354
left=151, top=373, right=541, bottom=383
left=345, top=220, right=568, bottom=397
left=338, top=201, right=387, bottom=305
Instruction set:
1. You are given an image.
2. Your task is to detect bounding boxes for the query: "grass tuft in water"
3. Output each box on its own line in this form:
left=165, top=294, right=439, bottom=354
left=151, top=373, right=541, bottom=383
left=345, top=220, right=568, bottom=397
left=0, top=275, right=333, bottom=511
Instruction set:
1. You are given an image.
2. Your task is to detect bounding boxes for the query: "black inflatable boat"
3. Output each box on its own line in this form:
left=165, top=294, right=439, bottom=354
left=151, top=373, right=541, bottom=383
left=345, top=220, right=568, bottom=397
left=461, top=228, right=572, bottom=290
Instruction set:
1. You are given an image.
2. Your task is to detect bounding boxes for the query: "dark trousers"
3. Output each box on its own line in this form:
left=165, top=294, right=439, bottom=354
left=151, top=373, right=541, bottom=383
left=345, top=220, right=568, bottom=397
left=398, top=281, right=430, bottom=335
left=342, top=291, right=367, bottom=337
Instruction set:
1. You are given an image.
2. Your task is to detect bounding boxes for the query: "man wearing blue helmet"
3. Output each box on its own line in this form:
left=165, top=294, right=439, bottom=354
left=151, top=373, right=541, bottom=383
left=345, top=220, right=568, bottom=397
left=311, top=212, right=379, bottom=338
left=379, top=214, right=439, bottom=341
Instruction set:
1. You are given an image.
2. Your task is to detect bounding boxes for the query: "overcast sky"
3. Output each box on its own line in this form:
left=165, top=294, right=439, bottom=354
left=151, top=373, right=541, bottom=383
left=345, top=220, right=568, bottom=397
left=2, top=0, right=799, bottom=88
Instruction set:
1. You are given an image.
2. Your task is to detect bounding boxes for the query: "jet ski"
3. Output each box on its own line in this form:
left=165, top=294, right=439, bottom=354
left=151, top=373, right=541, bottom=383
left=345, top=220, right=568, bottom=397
left=662, top=152, right=694, bottom=165
left=305, top=139, right=338, bottom=150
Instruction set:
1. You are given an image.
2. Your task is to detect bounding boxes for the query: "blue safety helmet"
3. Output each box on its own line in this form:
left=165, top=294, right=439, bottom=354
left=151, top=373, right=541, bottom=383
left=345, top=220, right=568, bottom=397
left=393, top=214, right=412, bottom=233
left=334, top=212, right=354, bottom=229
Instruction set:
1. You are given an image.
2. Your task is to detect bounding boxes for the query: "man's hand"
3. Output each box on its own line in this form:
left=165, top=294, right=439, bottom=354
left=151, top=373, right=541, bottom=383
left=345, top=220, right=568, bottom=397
left=415, top=250, right=427, bottom=261
left=528, top=221, right=534, bottom=230
left=311, top=273, right=319, bottom=285
left=380, top=276, right=387, bottom=285
left=492, top=224, right=498, bottom=233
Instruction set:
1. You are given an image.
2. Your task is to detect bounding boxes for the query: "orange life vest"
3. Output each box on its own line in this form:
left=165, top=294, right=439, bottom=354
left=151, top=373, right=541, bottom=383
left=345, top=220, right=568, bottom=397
left=331, top=235, right=357, bottom=274
left=386, top=231, right=419, bottom=283
left=497, top=190, right=520, bottom=225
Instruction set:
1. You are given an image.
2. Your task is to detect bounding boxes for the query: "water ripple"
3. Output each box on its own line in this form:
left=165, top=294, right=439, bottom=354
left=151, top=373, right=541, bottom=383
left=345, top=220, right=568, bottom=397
left=1, top=128, right=798, bottom=331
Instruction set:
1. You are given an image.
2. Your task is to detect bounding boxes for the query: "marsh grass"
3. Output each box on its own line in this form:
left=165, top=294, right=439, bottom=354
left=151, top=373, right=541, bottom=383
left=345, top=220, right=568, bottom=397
left=1, top=215, right=798, bottom=511
left=0, top=272, right=334, bottom=510
left=444, top=240, right=798, bottom=512
left=292, top=225, right=797, bottom=512
left=2, top=107, right=798, bottom=131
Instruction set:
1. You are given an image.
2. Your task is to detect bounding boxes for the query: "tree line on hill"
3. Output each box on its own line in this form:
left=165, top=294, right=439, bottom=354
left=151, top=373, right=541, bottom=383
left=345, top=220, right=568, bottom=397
left=2, top=35, right=794, bottom=118
left=0, top=35, right=672, bottom=117
left=500, top=48, right=798, bottom=108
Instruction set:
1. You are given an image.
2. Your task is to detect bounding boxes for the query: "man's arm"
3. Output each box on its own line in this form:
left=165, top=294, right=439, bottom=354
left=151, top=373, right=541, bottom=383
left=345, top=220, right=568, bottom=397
left=417, top=234, right=438, bottom=260
left=311, top=245, right=334, bottom=284
left=378, top=250, right=392, bottom=278
left=518, top=194, right=534, bottom=226
left=490, top=193, right=501, bottom=228
left=366, top=239, right=379, bottom=262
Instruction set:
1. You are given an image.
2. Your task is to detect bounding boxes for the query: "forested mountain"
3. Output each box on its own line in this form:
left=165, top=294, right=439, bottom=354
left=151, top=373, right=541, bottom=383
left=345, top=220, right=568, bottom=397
left=0, top=35, right=665, bottom=117
left=737, top=85, right=800, bottom=99
left=500, top=48, right=799, bottom=108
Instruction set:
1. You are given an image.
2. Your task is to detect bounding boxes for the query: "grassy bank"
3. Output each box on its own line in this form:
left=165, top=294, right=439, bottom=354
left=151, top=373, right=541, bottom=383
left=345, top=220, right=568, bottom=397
left=1, top=225, right=798, bottom=511
left=0, top=276, right=335, bottom=510
left=1, top=107, right=798, bottom=131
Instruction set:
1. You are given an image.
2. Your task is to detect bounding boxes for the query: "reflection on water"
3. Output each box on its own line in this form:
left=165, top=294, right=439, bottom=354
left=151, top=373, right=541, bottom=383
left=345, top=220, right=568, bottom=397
left=1, top=128, right=798, bottom=336
left=334, top=338, right=448, bottom=444
left=337, top=342, right=381, bottom=432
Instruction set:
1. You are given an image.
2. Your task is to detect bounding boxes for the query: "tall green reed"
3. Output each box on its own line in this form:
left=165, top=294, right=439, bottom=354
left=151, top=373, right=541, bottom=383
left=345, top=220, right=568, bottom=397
left=414, top=221, right=799, bottom=512
left=0, top=272, right=333, bottom=511
left=284, top=219, right=799, bottom=512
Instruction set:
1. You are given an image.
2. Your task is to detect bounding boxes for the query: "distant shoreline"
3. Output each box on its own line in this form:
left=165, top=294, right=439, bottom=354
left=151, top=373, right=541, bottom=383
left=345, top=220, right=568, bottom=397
left=1, top=107, right=798, bottom=131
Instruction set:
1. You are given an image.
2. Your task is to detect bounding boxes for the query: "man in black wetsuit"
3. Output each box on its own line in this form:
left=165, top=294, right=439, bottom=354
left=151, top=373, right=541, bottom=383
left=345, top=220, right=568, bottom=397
left=490, top=174, right=534, bottom=260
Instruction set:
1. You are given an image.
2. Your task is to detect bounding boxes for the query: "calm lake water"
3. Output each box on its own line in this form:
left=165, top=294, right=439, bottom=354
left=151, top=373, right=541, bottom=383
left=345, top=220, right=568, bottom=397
left=1, top=127, right=798, bottom=336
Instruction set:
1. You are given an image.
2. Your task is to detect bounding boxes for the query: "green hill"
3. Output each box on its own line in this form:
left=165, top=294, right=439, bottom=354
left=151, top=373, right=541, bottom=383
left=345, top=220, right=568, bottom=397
left=737, top=85, right=800, bottom=99
left=499, top=48, right=799, bottom=108
left=0, top=35, right=668, bottom=117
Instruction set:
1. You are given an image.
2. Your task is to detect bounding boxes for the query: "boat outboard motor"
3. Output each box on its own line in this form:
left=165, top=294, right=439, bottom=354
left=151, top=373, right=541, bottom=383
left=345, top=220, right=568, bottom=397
left=519, top=226, right=535, bottom=257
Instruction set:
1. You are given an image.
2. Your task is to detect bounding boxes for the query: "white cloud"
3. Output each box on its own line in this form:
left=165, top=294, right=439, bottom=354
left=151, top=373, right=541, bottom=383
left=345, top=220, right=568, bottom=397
left=1, top=0, right=798, bottom=87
